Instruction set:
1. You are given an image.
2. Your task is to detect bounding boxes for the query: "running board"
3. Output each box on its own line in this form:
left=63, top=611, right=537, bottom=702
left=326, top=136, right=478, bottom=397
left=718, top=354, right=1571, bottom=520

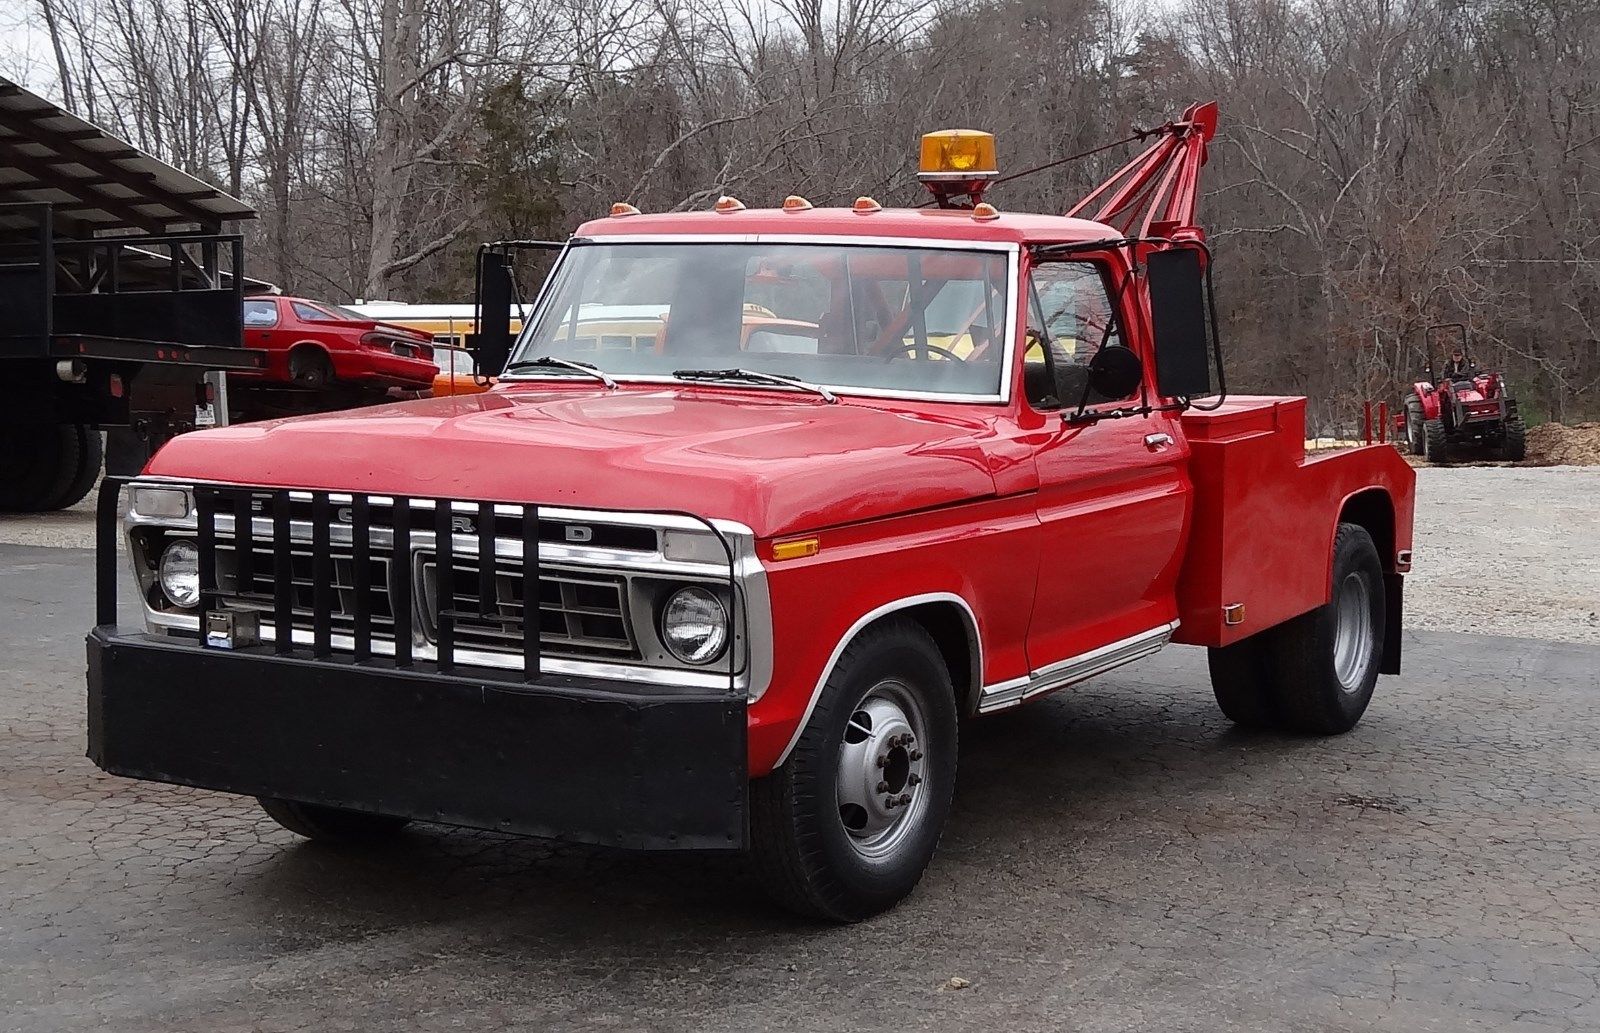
left=977, top=621, right=1178, bottom=713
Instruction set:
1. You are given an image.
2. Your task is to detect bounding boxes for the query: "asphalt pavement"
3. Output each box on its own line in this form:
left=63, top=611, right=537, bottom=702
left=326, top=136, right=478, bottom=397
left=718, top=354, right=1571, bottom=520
left=3, top=543, right=1598, bottom=1032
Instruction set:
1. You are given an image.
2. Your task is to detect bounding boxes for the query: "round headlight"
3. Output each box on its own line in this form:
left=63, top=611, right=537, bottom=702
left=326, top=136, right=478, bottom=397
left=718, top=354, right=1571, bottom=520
left=659, top=586, right=729, bottom=665
left=158, top=538, right=201, bottom=609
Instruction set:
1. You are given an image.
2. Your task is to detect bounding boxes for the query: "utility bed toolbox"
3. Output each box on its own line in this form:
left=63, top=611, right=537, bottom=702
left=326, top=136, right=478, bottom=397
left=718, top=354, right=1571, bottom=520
left=1175, top=396, right=1321, bottom=647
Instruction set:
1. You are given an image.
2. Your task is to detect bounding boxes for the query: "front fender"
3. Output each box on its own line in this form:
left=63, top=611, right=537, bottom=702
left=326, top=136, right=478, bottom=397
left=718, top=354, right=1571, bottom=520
left=745, top=494, right=1039, bottom=776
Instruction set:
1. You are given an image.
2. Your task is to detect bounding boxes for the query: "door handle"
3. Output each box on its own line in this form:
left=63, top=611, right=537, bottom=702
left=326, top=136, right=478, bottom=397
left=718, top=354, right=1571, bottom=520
left=1144, top=432, right=1174, bottom=450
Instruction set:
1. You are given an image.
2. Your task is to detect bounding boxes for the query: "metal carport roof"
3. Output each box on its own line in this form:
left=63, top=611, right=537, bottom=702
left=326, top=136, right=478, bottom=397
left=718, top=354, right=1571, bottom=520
left=0, top=76, right=255, bottom=237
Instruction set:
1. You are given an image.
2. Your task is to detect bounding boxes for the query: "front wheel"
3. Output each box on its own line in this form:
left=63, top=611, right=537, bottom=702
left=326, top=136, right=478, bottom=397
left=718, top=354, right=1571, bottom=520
left=1423, top=418, right=1451, bottom=464
left=750, top=618, right=957, bottom=922
left=1404, top=398, right=1424, bottom=454
left=1499, top=416, right=1526, bottom=461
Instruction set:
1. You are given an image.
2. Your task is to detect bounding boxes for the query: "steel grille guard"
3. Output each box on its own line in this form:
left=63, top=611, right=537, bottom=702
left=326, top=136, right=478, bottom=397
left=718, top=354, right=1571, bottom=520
left=95, top=476, right=745, bottom=695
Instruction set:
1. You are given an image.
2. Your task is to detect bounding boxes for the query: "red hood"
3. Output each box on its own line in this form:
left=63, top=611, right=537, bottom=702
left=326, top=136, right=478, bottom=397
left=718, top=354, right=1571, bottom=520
left=147, top=386, right=1002, bottom=537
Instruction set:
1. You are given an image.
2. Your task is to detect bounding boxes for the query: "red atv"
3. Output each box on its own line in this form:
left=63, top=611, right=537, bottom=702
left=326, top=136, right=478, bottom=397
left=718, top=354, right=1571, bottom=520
left=1401, top=324, right=1525, bottom=463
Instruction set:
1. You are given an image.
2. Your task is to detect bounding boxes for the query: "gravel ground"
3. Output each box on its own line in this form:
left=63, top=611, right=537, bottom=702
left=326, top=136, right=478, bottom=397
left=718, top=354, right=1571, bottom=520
left=1407, top=466, right=1600, bottom=643
left=8, top=464, right=1599, bottom=641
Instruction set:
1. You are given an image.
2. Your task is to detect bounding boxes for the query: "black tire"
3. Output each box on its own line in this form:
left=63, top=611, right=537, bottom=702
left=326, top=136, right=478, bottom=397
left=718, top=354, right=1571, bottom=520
left=1206, top=631, right=1279, bottom=728
left=1422, top=418, right=1451, bottom=464
left=1266, top=524, right=1386, bottom=735
left=1500, top=416, right=1526, bottom=462
left=257, top=798, right=411, bottom=843
left=0, top=424, right=79, bottom=513
left=289, top=347, right=333, bottom=389
left=750, top=617, right=958, bottom=922
left=47, top=426, right=103, bottom=511
left=1404, top=397, right=1424, bottom=455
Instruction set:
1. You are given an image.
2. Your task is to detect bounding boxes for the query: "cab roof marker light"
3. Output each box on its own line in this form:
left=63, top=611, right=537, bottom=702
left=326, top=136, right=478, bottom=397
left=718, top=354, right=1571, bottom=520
left=771, top=537, right=820, bottom=561
left=609, top=202, right=641, bottom=217
left=782, top=195, right=814, bottom=212
left=852, top=197, right=882, bottom=214
left=972, top=202, right=1000, bottom=221
left=713, top=196, right=746, bottom=213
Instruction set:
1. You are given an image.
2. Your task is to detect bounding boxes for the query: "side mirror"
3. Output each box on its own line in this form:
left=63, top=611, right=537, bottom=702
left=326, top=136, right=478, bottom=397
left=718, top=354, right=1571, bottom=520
left=1145, top=247, right=1213, bottom=398
left=469, top=248, right=515, bottom=377
left=1086, top=346, right=1143, bottom=401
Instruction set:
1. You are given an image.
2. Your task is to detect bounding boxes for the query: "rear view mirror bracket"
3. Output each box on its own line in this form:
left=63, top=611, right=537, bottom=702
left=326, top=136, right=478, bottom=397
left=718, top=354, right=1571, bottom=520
left=469, top=239, right=567, bottom=379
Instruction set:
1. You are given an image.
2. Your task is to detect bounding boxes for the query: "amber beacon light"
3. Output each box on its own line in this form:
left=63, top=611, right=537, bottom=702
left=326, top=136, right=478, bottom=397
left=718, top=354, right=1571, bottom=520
left=917, top=130, right=998, bottom=209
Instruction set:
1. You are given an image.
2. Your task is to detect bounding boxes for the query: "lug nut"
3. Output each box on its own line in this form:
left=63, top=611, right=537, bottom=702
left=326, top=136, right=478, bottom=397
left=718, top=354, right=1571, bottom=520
left=897, top=793, right=911, bottom=806
left=909, top=749, right=923, bottom=761
left=884, top=796, right=899, bottom=809
left=908, top=774, right=922, bottom=786
left=876, top=780, right=889, bottom=793
left=875, top=755, right=887, bottom=768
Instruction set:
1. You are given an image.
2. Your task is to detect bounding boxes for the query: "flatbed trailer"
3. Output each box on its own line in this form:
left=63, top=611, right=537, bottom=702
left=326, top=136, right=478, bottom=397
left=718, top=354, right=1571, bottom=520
left=0, top=78, right=260, bottom=510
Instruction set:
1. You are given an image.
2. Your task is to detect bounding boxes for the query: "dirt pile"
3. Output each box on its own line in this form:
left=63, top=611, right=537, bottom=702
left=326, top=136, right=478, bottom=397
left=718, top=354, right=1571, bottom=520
left=1525, top=422, right=1600, bottom=466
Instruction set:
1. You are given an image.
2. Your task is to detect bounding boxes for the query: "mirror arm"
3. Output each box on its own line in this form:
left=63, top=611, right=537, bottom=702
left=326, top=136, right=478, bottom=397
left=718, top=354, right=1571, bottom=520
left=1180, top=240, right=1229, bottom=412
left=1064, top=399, right=1188, bottom=426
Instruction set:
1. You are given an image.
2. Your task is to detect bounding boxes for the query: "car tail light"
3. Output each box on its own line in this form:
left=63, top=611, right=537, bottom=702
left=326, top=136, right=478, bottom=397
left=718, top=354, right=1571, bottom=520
left=360, top=331, right=387, bottom=348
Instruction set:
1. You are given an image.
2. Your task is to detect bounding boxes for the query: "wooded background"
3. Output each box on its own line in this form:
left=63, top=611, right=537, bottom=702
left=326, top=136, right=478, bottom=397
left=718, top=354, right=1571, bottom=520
left=6, top=0, right=1598, bottom=429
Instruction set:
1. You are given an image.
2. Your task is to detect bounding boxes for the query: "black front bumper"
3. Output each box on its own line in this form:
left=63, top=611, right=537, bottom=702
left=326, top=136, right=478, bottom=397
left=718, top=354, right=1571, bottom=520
left=87, top=629, right=748, bottom=850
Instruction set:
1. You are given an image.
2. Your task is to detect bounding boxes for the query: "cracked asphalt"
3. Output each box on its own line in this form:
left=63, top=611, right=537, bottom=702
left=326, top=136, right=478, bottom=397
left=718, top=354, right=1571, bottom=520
left=4, top=542, right=1600, bottom=1032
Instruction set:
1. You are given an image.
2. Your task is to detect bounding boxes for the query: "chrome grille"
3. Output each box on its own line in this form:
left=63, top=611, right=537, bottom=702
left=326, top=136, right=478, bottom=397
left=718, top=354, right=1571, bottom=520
left=182, top=485, right=739, bottom=685
left=421, top=556, right=635, bottom=658
left=214, top=541, right=395, bottom=637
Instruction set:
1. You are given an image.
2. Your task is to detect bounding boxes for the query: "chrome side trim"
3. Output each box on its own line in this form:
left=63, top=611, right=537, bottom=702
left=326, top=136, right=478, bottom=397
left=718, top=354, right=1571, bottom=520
left=976, top=621, right=1178, bottom=714
left=772, top=592, right=982, bottom=769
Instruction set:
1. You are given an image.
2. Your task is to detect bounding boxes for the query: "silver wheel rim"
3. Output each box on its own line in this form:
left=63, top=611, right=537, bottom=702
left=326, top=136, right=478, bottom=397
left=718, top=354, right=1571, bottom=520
left=1333, top=571, right=1374, bottom=692
left=835, top=679, right=930, bottom=862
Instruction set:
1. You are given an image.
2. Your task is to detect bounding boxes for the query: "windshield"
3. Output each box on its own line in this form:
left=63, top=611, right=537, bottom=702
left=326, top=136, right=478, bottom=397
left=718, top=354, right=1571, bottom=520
left=506, top=243, right=1012, bottom=399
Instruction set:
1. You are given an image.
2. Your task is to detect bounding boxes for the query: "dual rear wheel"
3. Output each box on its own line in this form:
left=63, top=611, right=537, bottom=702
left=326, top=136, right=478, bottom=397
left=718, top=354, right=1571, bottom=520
left=0, top=423, right=104, bottom=512
left=1208, top=523, right=1386, bottom=734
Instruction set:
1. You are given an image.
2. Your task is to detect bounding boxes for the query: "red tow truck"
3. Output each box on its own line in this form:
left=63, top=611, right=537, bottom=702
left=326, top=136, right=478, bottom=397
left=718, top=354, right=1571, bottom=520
left=88, top=103, right=1415, bottom=921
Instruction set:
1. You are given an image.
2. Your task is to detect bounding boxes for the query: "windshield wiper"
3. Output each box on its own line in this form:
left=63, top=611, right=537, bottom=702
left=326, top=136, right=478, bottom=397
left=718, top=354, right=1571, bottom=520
left=672, top=368, right=837, bottom=404
left=503, top=356, right=617, bottom=389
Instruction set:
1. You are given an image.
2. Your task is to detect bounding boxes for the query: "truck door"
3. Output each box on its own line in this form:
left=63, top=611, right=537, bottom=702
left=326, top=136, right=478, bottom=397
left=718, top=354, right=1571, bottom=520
left=1021, top=258, right=1189, bottom=672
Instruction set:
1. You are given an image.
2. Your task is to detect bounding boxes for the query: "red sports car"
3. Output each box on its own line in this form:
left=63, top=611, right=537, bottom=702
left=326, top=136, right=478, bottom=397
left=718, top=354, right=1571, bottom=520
left=236, top=296, right=438, bottom=390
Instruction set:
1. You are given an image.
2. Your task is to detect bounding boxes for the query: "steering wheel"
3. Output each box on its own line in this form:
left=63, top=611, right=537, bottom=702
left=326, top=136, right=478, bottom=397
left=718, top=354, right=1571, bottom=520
left=886, top=341, right=967, bottom=362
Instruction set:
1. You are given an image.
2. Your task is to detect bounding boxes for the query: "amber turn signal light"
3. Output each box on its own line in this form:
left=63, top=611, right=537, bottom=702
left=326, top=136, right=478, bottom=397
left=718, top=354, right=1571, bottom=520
left=771, top=537, right=820, bottom=561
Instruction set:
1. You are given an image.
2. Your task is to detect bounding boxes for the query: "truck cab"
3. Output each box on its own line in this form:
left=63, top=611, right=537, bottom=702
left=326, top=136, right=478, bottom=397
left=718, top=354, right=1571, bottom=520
left=87, top=104, right=1414, bottom=922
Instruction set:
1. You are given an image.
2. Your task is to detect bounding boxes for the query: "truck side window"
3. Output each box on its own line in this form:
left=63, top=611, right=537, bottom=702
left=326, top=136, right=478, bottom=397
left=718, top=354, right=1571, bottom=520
left=1023, top=262, right=1132, bottom=410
